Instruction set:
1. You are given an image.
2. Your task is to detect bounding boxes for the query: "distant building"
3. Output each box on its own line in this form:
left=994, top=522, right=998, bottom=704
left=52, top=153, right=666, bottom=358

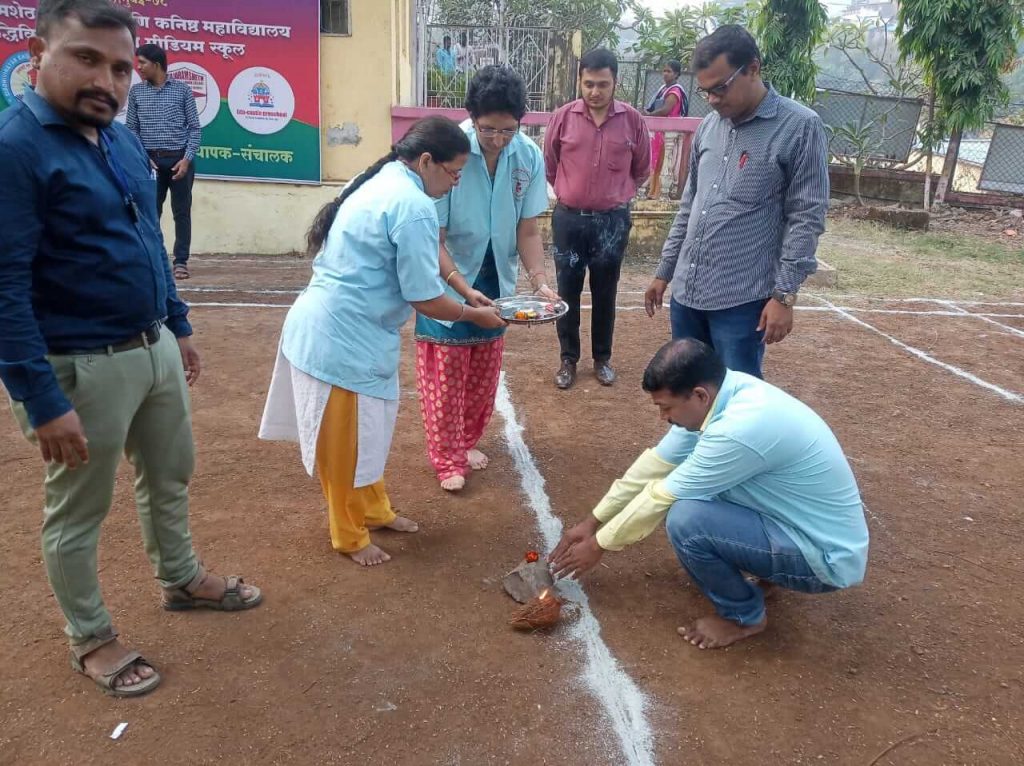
left=843, top=0, right=898, bottom=18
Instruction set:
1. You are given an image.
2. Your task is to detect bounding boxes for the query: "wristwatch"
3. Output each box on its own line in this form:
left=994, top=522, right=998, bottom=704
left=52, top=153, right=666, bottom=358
left=771, top=289, right=798, bottom=307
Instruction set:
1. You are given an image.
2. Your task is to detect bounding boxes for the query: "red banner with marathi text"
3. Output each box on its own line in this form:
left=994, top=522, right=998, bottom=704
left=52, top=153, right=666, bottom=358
left=0, top=0, right=321, bottom=183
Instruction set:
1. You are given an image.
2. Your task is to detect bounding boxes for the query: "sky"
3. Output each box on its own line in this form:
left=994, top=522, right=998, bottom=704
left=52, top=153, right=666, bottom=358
left=635, top=0, right=848, bottom=15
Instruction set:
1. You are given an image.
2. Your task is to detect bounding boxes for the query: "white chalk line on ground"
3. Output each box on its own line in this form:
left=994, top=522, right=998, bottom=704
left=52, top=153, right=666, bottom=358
left=188, top=258, right=307, bottom=264
left=818, top=297, right=1024, bottom=405
left=185, top=299, right=1024, bottom=320
left=190, top=301, right=292, bottom=308
left=181, top=286, right=301, bottom=294
left=796, top=306, right=1024, bottom=319
left=181, top=280, right=1024, bottom=308
left=933, top=300, right=1024, bottom=340
left=805, top=293, right=1024, bottom=307
left=188, top=301, right=1023, bottom=402
left=494, top=375, right=656, bottom=766
left=183, top=286, right=1024, bottom=309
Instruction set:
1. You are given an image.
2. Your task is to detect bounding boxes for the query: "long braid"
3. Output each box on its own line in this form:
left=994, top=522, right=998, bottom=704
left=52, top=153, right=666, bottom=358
left=305, top=149, right=398, bottom=255
left=304, top=116, right=470, bottom=255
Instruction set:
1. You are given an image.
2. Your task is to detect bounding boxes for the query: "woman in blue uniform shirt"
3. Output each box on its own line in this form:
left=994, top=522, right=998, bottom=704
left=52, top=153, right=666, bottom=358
left=260, top=117, right=505, bottom=566
left=415, top=67, right=558, bottom=492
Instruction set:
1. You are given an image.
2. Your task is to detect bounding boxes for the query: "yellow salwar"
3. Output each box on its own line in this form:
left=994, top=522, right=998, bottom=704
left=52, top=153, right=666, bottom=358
left=315, top=386, right=396, bottom=553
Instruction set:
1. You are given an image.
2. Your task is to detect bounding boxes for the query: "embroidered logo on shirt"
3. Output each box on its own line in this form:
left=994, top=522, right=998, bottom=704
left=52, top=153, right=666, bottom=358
left=511, top=167, right=530, bottom=200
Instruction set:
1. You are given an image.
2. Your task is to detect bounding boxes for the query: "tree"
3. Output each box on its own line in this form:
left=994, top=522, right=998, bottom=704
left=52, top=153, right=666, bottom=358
left=752, top=0, right=828, bottom=102
left=433, top=0, right=633, bottom=49
left=628, top=6, right=702, bottom=68
left=897, top=0, right=1024, bottom=202
left=818, top=19, right=927, bottom=205
left=820, top=18, right=923, bottom=98
left=627, top=2, right=755, bottom=69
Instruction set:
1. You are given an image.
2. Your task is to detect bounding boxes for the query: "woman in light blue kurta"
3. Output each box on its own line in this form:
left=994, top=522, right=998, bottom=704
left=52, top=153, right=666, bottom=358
left=414, top=67, right=557, bottom=492
left=259, top=117, right=505, bottom=567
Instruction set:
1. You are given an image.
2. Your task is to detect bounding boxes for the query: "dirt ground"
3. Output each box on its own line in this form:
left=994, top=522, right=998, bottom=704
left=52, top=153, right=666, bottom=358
left=1, top=257, right=1022, bottom=765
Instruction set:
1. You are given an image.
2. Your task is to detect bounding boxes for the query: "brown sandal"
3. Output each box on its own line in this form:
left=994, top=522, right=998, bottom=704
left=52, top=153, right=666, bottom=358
left=173, top=263, right=190, bottom=280
left=70, top=640, right=161, bottom=698
left=162, top=567, right=263, bottom=612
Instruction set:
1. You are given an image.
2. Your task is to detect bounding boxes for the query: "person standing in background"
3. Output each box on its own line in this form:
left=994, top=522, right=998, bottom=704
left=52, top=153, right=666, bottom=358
left=645, top=59, right=688, bottom=200
left=544, top=48, right=651, bottom=390
left=126, top=42, right=201, bottom=280
left=436, top=35, right=456, bottom=74
left=453, top=32, right=473, bottom=73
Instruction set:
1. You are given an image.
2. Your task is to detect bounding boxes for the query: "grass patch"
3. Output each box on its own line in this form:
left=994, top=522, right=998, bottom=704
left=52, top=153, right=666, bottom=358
left=818, top=218, right=1024, bottom=298
left=617, top=211, right=1024, bottom=299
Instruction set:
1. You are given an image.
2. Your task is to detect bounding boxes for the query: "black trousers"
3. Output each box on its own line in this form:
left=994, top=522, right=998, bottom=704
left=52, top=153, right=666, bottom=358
left=552, top=204, right=631, bottom=364
left=152, top=150, right=195, bottom=265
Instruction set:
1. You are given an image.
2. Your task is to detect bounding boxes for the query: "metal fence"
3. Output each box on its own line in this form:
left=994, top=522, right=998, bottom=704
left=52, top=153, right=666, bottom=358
left=616, top=60, right=645, bottom=109
left=976, top=124, right=1024, bottom=195
left=811, top=89, right=924, bottom=164
left=413, top=35, right=1024, bottom=202
left=417, top=24, right=551, bottom=111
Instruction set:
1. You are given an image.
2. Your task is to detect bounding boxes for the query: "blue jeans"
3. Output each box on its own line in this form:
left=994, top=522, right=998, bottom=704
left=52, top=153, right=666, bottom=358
left=666, top=499, right=837, bottom=626
left=670, top=297, right=767, bottom=378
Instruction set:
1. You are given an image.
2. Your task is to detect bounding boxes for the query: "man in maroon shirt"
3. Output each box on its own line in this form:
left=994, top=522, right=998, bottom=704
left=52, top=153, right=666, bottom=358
left=545, top=48, right=651, bottom=389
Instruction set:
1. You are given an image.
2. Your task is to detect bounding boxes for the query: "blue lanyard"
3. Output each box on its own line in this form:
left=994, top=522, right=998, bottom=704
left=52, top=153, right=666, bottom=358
left=99, top=130, right=141, bottom=223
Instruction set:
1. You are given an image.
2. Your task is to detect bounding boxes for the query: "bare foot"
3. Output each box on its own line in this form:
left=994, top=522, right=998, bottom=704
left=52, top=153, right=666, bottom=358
left=381, top=515, right=419, bottom=533
left=81, top=640, right=157, bottom=691
left=467, top=449, right=489, bottom=470
left=677, top=614, right=767, bottom=650
left=348, top=543, right=391, bottom=567
left=440, top=475, right=466, bottom=492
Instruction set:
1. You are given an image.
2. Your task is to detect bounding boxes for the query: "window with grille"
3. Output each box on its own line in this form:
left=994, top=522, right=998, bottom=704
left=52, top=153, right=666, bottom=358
left=320, top=0, right=351, bottom=35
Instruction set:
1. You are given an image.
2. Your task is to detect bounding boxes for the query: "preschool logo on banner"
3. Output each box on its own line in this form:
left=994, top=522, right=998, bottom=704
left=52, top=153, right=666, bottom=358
left=228, top=67, right=295, bottom=136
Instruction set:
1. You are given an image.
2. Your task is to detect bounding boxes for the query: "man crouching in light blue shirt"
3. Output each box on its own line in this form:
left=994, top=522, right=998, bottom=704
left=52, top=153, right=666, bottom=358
left=550, top=338, right=868, bottom=650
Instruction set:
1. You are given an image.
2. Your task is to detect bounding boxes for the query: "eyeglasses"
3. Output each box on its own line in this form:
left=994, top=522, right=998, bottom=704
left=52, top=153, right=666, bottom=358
left=437, top=162, right=462, bottom=183
left=696, top=66, right=745, bottom=100
left=476, top=126, right=519, bottom=139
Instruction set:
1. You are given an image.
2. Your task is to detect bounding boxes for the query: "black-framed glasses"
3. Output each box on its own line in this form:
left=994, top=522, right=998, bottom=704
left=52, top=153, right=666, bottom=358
left=696, top=66, right=745, bottom=100
left=476, top=125, right=520, bottom=138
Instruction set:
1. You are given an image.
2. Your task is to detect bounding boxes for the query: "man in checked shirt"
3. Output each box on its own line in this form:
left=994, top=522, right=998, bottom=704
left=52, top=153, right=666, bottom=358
left=126, top=42, right=201, bottom=280
left=645, top=25, right=829, bottom=378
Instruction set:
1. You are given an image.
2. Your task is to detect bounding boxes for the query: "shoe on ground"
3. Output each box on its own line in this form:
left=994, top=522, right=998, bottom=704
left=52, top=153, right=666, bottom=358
left=555, top=360, right=577, bottom=390
left=594, top=361, right=616, bottom=386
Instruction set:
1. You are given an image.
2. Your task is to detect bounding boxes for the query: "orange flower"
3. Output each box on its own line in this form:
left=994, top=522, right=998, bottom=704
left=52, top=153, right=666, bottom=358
left=525, top=550, right=539, bottom=563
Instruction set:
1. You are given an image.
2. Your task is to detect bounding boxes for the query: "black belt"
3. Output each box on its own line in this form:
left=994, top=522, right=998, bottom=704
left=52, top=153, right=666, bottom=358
left=148, top=149, right=185, bottom=158
left=49, top=322, right=163, bottom=356
left=555, top=202, right=630, bottom=217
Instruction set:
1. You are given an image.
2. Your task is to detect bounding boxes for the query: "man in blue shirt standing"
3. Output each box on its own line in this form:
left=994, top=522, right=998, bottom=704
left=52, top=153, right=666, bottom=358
left=0, top=0, right=261, bottom=698
left=435, top=35, right=456, bottom=75
left=551, top=339, right=868, bottom=651
left=126, top=42, right=201, bottom=280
